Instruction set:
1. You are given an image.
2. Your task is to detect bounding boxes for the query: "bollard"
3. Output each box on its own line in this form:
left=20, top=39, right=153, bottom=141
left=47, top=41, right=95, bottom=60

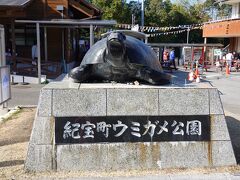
left=21, top=76, right=29, bottom=85
left=11, top=75, right=18, bottom=85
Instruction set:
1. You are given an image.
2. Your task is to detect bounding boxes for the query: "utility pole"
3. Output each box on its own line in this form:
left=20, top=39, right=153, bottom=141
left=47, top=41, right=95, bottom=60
left=132, top=14, right=135, bottom=27
left=141, top=0, right=144, bottom=29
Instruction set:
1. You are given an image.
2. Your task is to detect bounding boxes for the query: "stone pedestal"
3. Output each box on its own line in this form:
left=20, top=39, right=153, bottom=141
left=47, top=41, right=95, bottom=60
left=25, top=82, right=236, bottom=172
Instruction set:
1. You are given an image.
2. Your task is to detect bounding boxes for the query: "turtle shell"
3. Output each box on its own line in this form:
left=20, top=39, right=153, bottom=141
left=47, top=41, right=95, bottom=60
left=80, top=33, right=163, bottom=72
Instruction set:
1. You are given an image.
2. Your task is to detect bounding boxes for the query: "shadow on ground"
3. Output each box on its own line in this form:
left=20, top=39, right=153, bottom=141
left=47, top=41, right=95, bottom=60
left=0, top=139, right=29, bottom=147
left=0, top=160, right=24, bottom=168
left=226, top=116, right=240, bottom=164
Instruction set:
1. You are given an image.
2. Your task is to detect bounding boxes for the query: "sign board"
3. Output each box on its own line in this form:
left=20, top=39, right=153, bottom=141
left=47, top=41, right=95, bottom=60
left=183, top=47, right=192, bottom=63
left=152, top=47, right=160, bottom=61
left=214, top=49, right=222, bottom=56
left=55, top=115, right=210, bottom=144
left=193, top=48, right=203, bottom=62
left=131, top=24, right=139, bottom=32
left=0, top=66, right=11, bottom=104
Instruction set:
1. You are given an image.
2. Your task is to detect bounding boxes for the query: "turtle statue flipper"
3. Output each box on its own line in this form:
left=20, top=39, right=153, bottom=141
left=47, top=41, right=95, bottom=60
left=69, top=65, right=92, bottom=83
left=132, top=65, right=171, bottom=85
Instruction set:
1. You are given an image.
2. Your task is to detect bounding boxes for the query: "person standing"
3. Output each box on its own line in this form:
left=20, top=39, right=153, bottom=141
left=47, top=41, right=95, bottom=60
left=31, top=40, right=38, bottom=65
left=162, top=50, right=169, bottom=68
left=5, top=48, right=12, bottom=65
left=170, top=48, right=177, bottom=70
left=163, top=50, right=168, bottom=62
left=226, top=51, right=233, bottom=72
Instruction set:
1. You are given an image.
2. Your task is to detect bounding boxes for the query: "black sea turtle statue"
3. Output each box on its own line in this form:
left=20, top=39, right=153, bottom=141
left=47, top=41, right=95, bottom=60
left=69, top=31, right=171, bottom=85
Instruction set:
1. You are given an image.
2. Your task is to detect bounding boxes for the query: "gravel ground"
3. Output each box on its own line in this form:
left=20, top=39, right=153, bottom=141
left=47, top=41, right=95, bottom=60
left=0, top=108, right=35, bottom=180
left=0, top=108, right=240, bottom=180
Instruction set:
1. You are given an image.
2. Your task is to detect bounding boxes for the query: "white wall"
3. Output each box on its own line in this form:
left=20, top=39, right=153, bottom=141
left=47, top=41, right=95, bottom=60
left=236, top=37, right=240, bottom=52
left=231, top=3, right=240, bottom=18
left=0, top=26, right=6, bottom=66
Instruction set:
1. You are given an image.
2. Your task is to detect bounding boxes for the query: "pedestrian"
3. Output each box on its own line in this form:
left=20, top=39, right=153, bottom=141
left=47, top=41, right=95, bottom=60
left=163, top=50, right=168, bottom=62
left=162, top=50, right=169, bottom=68
left=31, top=40, right=38, bottom=65
left=226, top=51, right=233, bottom=72
left=5, top=48, right=12, bottom=66
left=170, top=48, right=177, bottom=70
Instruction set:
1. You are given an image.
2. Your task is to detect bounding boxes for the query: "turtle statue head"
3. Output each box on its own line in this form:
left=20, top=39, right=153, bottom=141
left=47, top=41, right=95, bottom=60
left=106, top=32, right=126, bottom=66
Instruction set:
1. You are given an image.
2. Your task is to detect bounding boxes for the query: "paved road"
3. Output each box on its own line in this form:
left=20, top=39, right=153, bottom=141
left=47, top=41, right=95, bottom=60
left=209, top=76, right=240, bottom=116
left=8, top=83, right=45, bottom=108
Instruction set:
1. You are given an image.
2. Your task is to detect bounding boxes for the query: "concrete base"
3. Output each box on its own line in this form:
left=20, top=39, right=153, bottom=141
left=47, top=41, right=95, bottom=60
left=25, top=81, right=236, bottom=172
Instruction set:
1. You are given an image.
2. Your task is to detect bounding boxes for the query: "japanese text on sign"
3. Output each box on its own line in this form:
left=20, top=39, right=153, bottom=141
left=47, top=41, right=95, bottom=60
left=55, top=116, right=210, bottom=144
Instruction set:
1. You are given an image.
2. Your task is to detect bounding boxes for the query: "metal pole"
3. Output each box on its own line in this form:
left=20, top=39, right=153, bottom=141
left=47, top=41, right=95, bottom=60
left=90, top=24, right=94, bottom=48
left=62, top=29, right=65, bottom=72
left=145, top=36, right=148, bottom=44
left=132, top=14, right=136, bottom=27
left=44, top=27, right=48, bottom=62
left=61, top=10, right=66, bottom=73
left=141, top=0, right=144, bottom=28
left=11, top=19, right=16, bottom=71
left=0, top=28, right=6, bottom=66
left=203, top=37, right=207, bottom=65
left=36, top=23, right=41, bottom=84
left=187, top=28, right=190, bottom=44
left=191, top=46, right=194, bottom=69
left=132, top=14, right=134, bottom=27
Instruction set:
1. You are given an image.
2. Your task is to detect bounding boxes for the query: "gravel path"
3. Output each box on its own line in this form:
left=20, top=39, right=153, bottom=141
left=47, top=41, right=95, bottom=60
left=0, top=108, right=35, bottom=180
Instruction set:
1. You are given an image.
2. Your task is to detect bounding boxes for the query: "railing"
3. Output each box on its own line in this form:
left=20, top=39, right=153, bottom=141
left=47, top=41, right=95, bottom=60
left=206, top=15, right=240, bottom=24
left=8, top=56, right=62, bottom=78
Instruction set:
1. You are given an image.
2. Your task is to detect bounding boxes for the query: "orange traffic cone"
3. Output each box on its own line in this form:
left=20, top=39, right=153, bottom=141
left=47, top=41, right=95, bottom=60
left=188, top=71, right=194, bottom=81
left=195, top=67, right=199, bottom=77
left=196, top=75, right=200, bottom=83
left=226, top=64, right=230, bottom=76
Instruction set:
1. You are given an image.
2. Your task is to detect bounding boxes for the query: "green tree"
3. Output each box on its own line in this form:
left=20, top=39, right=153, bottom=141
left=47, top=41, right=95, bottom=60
left=128, top=1, right=141, bottom=25
left=204, top=0, right=231, bottom=20
left=92, top=0, right=131, bottom=23
left=144, top=0, right=172, bottom=26
left=169, top=3, right=191, bottom=26
left=90, top=0, right=217, bottom=43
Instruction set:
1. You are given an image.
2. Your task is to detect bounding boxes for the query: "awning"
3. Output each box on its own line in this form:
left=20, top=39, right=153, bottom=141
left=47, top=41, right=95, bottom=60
left=101, top=30, right=150, bottom=40
left=69, top=0, right=101, bottom=17
left=0, top=0, right=33, bottom=8
left=15, top=19, right=116, bottom=26
left=149, top=43, right=224, bottom=47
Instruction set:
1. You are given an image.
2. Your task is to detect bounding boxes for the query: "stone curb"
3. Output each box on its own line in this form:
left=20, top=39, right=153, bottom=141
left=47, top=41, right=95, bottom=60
left=201, top=72, right=240, bottom=80
left=0, top=106, right=21, bottom=123
left=22, top=172, right=240, bottom=180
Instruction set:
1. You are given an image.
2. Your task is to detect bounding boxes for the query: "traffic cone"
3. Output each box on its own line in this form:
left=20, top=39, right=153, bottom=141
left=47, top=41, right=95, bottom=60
left=195, top=67, right=199, bottom=77
left=196, top=75, right=200, bottom=83
left=226, top=64, right=230, bottom=76
left=188, top=71, right=194, bottom=81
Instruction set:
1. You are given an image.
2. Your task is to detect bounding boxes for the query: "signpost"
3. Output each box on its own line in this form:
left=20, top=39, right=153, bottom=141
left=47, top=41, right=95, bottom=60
left=214, top=49, right=222, bottom=56
left=0, top=26, right=11, bottom=108
left=0, top=66, right=11, bottom=104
